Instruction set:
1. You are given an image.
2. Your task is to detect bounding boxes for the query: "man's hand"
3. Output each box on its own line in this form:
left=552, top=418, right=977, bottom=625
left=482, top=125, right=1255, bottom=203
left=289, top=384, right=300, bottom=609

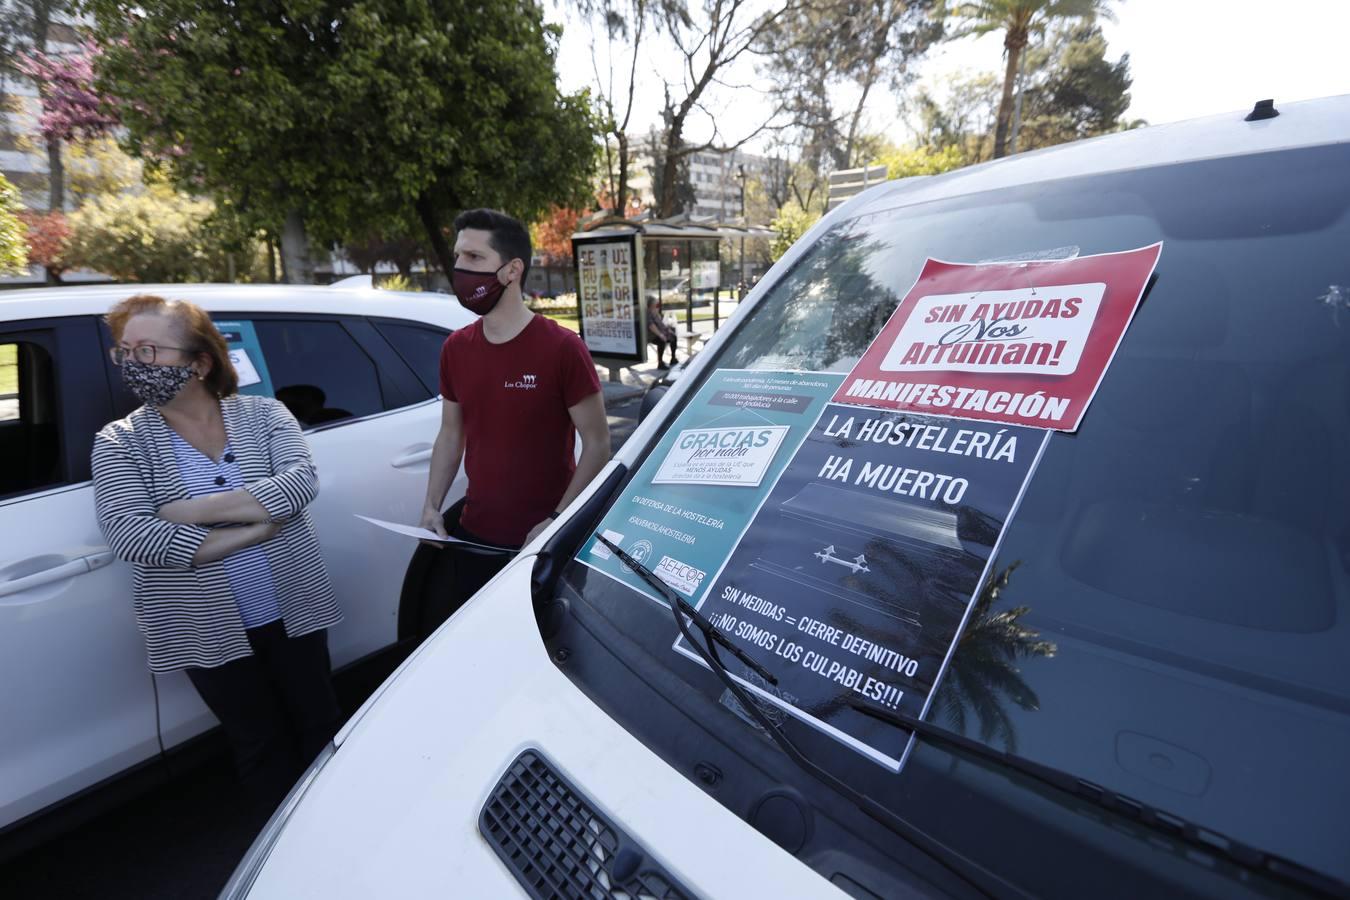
left=419, top=504, right=450, bottom=541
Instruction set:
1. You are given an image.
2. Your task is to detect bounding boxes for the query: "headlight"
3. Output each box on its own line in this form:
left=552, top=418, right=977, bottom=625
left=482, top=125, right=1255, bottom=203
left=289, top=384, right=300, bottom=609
left=219, top=740, right=337, bottom=899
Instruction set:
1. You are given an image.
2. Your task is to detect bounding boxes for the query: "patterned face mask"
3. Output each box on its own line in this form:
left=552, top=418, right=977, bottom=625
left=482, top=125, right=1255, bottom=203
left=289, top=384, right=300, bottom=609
left=120, top=358, right=197, bottom=407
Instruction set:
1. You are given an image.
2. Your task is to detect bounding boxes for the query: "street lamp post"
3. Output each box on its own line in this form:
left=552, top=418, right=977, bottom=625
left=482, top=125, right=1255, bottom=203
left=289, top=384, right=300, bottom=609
left=737, top=163, right=746, bottom=297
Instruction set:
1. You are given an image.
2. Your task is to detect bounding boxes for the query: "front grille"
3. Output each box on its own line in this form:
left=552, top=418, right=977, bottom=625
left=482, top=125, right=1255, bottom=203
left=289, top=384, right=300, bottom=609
left=480, top=750, right=693, bottom=900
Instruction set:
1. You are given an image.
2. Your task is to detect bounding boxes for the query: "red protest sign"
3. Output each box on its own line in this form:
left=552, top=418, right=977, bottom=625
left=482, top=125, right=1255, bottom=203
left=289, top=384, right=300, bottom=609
left=833, top=243, right=1162, bottom=431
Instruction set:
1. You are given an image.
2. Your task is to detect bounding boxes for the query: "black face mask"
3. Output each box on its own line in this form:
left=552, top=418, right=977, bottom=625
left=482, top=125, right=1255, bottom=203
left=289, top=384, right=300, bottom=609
left=452, top=263, right=509, bottom=315
left=120, top=358, right=197, bottom=407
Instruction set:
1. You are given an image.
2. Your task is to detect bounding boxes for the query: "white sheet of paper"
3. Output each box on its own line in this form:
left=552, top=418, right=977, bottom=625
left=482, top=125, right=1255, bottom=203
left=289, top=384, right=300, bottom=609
left=354, top=514, right=513, bottom=551
left=228, top=348, right=262, bottom=387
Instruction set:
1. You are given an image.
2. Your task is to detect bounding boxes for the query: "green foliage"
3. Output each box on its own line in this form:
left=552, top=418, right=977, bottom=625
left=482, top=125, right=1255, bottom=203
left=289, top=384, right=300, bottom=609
left=912, top=71, right=1001, bottom=161
left=912, top=20, right=1133, bottom=162
left=1015, top=22, right=1138, bottom=150
left=942, top=0, right=1114, bottom=157
left=66, top=136, right=142, bottom=206
left=763, top=0, right=944, bottom=173
left=0, top=344, right=16, bottom=395
left=87, top=0, right=599, bottom=265
left=943, top=0, right=1112, bottom=41
left=0, top=174, right=27, bottom=276
left=769, top=201, right=821, bottom=261
left=66, top=180, right=267, bottom=283
left=377, top=273, right=417, bottom=292
left=878, top=143, right=968, bottom=179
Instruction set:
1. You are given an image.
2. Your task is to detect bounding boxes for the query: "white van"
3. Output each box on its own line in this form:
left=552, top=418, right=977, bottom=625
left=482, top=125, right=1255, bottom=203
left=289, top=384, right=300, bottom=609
left=229, top=97, right=1350, bottom=899
left=0, top=283, right=472, bottom=853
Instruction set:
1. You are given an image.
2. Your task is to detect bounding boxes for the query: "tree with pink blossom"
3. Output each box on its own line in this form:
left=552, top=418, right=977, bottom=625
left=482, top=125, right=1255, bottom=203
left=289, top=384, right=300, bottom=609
left=16, top=40, right=120, bottom=211
left=18, top=41, right=120, bottom=144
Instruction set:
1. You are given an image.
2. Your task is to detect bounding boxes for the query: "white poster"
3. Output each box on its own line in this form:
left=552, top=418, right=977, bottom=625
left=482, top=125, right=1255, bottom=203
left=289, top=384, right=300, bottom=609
left=652, top=425, right=791, bottom=487
left=228, top=348, right=263, bottom=388
left=577, top=240, right=638, bottom=356
left=693, top=260, right=721, bottom=290
left=877, top=282, right=1106, bottom=376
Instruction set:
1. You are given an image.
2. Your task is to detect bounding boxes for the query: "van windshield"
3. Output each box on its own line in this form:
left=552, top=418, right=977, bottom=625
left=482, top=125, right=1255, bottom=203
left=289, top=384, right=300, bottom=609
left=552, top=143, right=1350, bottom=897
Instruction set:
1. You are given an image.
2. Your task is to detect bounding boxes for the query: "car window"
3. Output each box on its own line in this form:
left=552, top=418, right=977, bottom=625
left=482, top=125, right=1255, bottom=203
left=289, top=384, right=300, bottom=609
left=372, top=320, right=451, bottom=396
left=250, top=319, right=384, bottom=427
left=0, top=338, right=65, bottom=498
left=0, top=343, right=16, bottom=422
left=556, top=142, right=1350, bottom=893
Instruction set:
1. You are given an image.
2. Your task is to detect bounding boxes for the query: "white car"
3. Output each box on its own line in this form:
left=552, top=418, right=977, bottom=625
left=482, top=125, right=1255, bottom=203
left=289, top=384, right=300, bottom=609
left=233, top=97, right=1349, bottom=899
left=0, top=281, right=472, bottom=851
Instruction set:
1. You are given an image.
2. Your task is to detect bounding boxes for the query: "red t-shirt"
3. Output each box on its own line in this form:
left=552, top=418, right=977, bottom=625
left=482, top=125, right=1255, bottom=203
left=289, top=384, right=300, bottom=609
left=438, top=315, right=601, bottom=546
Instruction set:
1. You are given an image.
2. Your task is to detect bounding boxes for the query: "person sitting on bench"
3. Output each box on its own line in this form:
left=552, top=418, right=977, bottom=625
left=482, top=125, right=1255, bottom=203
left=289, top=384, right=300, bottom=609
left=647, top=295, right=679, bottom=369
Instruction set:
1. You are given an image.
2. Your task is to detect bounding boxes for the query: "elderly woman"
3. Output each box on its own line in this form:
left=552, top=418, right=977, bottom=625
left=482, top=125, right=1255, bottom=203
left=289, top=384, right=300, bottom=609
left=91, top=294, right=343, bottom=812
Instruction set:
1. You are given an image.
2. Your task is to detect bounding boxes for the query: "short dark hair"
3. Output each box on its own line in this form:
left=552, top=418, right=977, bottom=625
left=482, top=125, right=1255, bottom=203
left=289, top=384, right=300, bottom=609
left=453, top=208, right=532, bottom=281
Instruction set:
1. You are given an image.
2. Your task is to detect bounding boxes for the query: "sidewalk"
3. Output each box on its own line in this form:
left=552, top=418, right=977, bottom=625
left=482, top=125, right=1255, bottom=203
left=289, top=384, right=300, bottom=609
left=594, top=300, right=739, bottom=408
left=597, top=345, right=670, bottom=407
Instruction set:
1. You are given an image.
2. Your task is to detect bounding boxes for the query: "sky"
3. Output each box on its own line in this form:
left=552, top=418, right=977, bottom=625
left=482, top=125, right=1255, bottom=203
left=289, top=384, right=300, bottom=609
left=550, top=0, right=1350, bottom=154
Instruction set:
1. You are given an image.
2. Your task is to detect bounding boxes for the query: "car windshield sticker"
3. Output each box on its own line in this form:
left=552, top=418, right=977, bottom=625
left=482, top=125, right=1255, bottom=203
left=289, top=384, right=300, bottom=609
left=833, top=242, right=1163, bottom=431
left=579, top=370, right=841, bottom=607
left=577, top=368, right=1049, bottom=771
left=214, top=320, right=275, bottom=398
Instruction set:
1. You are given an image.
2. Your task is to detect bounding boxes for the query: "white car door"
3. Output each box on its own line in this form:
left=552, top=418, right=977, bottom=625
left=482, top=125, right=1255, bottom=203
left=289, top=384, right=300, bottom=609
left=0, top=320, right=160, bottom=832
left=152, top=313, right=462, bottom=748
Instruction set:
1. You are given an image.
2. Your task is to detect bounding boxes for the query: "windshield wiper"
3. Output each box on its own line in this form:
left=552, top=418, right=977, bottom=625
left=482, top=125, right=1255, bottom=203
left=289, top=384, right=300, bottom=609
left=594, top=534, right=776, bottom=684
left=594, top=533, right=1030, bottom=900
left=851, top=699, right=1350, bottom=899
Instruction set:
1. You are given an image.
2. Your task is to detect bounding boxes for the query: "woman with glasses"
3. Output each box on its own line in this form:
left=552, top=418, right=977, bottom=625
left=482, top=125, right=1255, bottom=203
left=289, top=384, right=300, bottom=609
left=91, top=294, right=343, bottom=817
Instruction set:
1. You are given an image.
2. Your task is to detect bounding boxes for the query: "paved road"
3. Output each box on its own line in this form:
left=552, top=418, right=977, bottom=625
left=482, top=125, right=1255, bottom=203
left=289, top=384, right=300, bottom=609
left=2, top=393, right=650, bottom=900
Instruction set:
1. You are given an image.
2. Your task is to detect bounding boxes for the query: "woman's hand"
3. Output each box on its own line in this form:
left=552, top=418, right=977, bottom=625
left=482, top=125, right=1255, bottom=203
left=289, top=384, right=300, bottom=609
left=157, top=498, right=204, bottom=524
left=191, top=521, right=282, bottom=566
left=158, top=490, right=271, bottom=525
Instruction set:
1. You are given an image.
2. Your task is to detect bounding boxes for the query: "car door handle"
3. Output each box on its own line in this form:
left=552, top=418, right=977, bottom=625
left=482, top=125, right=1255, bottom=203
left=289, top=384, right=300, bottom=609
left=0, top=549, right=113, bottom=600
left=391, top=446, right=433, bottom=468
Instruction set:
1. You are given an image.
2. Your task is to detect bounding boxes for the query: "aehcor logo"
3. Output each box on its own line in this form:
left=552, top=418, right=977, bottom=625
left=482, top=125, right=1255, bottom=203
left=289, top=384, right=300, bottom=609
left=505, top=373, right=539, bottom=390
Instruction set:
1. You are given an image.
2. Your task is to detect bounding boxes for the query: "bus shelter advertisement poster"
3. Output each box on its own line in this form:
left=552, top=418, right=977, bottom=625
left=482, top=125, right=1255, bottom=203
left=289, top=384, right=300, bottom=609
left=577, top=240, right=639, bottom=357
left=834, top=243, right=1162, bottom=432
left=578, top=369, right=1048, bottom=770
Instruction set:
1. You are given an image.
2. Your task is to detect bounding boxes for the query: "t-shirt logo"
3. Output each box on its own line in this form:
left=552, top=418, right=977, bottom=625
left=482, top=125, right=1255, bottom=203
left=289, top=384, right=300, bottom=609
left=505, top=373, right=539, bottom=390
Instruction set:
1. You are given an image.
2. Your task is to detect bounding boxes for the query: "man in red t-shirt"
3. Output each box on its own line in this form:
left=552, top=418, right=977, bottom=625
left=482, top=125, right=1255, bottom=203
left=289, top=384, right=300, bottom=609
left=418, top=209, right=609, bottom=616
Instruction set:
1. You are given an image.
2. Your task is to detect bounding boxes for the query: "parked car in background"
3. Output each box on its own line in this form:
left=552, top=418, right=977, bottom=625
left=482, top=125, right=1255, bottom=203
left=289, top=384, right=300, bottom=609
left=0, top=282, right=472, bottom=855
left=247, top=95, right=1350, bottom=898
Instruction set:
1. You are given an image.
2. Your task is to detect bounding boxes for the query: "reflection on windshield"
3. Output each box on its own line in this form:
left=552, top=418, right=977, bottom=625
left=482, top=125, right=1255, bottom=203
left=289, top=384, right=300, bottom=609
left=720, top=231, right=898, bottom=373
left=930, top=561, right=1056, bottom=752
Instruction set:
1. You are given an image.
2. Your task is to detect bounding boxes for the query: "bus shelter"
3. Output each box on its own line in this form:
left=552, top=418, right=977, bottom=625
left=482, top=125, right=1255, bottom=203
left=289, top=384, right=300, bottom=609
left=570, top=216, right=773, bottom=369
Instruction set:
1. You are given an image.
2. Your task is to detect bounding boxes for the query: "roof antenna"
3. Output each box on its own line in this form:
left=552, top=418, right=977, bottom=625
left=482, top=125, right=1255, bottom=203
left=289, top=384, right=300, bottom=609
left=1245, top=99, right=1279, bottom=121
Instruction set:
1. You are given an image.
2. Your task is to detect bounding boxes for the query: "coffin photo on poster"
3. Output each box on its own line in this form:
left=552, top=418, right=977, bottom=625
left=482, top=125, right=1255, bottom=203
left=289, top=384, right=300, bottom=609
left=834, top=243, right=1163, bottom=431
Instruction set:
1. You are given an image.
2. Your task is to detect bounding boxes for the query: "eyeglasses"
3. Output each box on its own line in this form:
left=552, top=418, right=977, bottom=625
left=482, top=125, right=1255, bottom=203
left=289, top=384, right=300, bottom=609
left=109, top=344, right=197, bottom=366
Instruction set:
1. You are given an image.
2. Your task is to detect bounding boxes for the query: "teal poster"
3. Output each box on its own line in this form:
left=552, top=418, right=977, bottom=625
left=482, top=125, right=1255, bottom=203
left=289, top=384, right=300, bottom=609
left=578, top=369, right=844, bottom=607
left=214, top=320, right=274, bottom=398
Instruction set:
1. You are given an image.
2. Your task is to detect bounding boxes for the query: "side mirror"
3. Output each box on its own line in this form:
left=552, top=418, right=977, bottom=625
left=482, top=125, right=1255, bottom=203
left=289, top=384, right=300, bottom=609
left=638, top=385, right=669, bottom=424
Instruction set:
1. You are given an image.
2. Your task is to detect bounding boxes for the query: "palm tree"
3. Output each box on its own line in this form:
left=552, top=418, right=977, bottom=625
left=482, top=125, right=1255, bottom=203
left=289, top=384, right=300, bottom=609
left=931, top=561, right=1057, bottom=752
left=946, top=0, right=1115, bottom=159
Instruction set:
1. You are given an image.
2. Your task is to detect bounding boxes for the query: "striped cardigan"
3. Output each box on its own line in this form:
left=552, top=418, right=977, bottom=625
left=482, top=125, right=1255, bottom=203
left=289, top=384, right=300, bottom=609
left=92, top=394, right=342, bottom=673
